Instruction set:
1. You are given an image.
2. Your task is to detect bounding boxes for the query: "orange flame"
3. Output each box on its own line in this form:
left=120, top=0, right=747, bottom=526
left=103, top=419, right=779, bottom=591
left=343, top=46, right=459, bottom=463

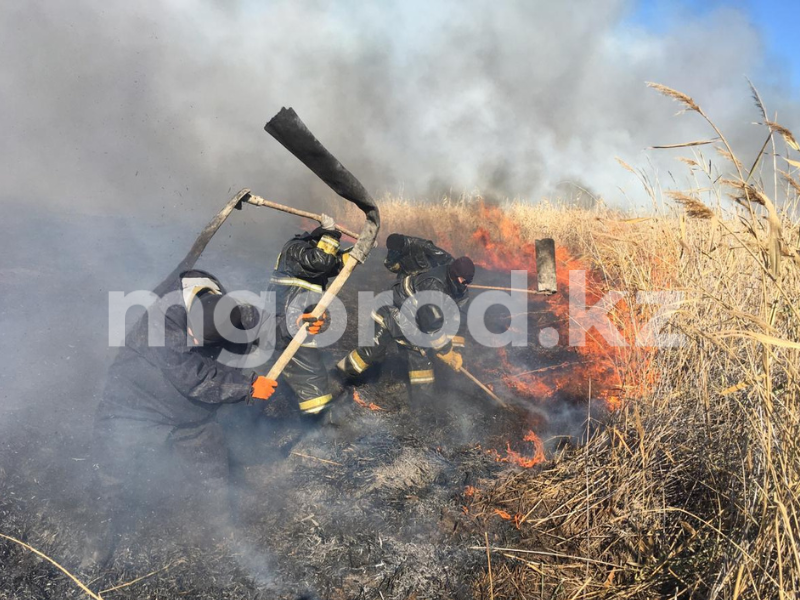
left=487, top=430, right=547, bottom=468
left=353, top=390, right=384, bottom=411
left=449, top=201, right=661, bottom=412
left=427, top=201, right=664, bottom=464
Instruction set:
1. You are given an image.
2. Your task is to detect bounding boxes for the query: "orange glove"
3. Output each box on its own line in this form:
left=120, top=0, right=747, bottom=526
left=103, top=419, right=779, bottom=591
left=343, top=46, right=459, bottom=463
left=251, top=376, right=278, bottom=401
left=297, top=311, right=328, bottom=335
left=437, top=347, right=463, bottom=372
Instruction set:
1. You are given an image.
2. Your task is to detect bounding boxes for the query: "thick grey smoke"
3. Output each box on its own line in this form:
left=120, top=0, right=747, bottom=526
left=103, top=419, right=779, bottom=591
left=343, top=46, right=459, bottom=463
left=0, top=0, right=797, bottom=430
left=0, top=4, right=798, bottom=592
left=2, top=0, right=798, bottom=220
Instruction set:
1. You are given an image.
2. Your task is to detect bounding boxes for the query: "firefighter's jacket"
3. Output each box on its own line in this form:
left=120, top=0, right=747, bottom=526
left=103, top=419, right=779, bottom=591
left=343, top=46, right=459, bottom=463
left=388, top=263, right=469, bottom=353
left=384, top=234, right=453, bottom=277
left=269, top=232, right=343, bottom=342
left=96, top=268, right=256, bottom=427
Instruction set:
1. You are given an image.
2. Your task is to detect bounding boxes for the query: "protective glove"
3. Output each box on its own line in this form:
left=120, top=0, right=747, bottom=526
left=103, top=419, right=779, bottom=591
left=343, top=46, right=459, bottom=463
left=251, top=376, right=278, bottom=401
left=437, top=347, right=463, bottom=372
left=319, top=213, right=336, bottom=231
left=297, top=311, right=328, bottom=335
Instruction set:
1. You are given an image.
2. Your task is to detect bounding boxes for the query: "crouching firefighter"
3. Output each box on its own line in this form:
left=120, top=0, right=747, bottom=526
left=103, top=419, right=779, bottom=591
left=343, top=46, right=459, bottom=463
left=81, top=267, right=290, bottom=569
left=338, top=255, right=474, bottom=396
left=382, top=232, right=467, bottom=350
left=269, top=215, right=348, bottom=418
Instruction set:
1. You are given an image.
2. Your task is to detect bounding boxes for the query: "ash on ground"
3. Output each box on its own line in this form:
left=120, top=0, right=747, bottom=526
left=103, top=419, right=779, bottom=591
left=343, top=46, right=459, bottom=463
left=0, top=251, right=601, bottom=599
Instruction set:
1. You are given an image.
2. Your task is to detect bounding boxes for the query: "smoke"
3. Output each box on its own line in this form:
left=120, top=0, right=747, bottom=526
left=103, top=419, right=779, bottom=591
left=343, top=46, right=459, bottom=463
left=2, top=0, right=798, bottom=220
left=0, top=2, right=798, bottom=590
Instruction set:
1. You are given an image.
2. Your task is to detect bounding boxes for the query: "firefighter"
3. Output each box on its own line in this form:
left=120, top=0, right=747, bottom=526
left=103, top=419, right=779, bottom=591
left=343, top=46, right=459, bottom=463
left=80, top=266, right=320, bottom=569
left=382, top=232, right=467, bottom=349
left=338, top=255, right=474, bottom=394
left=269, top=215, right=348, bottom=418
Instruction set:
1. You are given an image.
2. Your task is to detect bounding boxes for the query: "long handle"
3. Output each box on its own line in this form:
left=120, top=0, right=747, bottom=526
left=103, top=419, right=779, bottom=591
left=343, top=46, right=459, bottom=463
left=244, top=192, right=359, bottom=240
left=265, top=256, right=359, bottom=380
left=470, top=284, right=543, bottom=295
left=180, top=189, right=251, bottom=270
left=433, top=354, right=508, bottom=409
left=459, top=365, right=509, bottom=409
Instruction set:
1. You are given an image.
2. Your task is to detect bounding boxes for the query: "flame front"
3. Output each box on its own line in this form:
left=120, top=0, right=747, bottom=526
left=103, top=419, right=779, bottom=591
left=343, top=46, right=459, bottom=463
left=433, top=201, right=660, bottom=466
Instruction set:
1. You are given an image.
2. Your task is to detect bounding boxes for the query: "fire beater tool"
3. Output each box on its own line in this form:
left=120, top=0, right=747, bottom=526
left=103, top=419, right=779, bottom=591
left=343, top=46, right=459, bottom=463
left=470, top=284, right=550, bottom=295
left=175, top=108, right=379, bottom=385
left=176, top=188, right=360, bottom=270
left=467, top=238, right=557, bottom=295
left=436, top=357, right=550, bottom=421
left=535, top=238, right=557, bottom=293
left=261, top=107, right=381, bottom=382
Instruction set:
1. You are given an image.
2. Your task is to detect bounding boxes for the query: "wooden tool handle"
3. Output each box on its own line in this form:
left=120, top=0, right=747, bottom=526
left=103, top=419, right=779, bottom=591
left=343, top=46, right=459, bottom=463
left=245, top=193, right=360, bottom=240
left=265, top=256, right=359, bottom=380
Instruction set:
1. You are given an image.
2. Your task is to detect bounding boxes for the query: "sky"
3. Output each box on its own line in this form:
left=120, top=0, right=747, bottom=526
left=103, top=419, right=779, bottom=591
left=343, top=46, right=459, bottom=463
left=628, top=0, right=800, bottom=93
left=1, top=0, right=799, bottom=220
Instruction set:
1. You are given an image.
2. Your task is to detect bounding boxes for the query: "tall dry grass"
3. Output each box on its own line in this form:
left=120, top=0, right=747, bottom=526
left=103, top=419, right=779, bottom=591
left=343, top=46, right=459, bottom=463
left=337, top=85, right=800, bottom=598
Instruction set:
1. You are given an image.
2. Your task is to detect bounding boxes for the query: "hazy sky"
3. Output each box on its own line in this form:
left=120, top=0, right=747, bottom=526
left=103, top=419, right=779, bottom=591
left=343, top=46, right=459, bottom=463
left=630, top=0, right=800, bottom=91
left=1, top=0, right=798, bottom=219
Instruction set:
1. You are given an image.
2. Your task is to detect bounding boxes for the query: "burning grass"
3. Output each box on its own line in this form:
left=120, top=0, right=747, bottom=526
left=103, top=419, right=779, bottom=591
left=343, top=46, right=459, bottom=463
left=3, top=86, right=798, bottom=599
left=336, top=89, right=800, bottom=598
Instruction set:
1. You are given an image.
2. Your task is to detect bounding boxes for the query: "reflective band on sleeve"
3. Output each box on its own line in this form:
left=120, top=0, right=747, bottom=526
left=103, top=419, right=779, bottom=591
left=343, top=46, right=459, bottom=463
left=409, top=369, right=435, bottom=384
left=348, top=350, right=368, bottom=374
left=298, top=394, right=333, bottom=413
left=451, top=335, right=465, bottom=348
left=317, top=235, right=340, bottom=256
left=269, top=276, right=324, bottom=293
left=370, top=310, right=386, bottom=327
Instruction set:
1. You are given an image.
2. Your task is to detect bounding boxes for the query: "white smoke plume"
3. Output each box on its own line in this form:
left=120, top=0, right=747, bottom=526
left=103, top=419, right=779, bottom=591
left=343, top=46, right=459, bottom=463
left=2, top=0, right=797, bottom=219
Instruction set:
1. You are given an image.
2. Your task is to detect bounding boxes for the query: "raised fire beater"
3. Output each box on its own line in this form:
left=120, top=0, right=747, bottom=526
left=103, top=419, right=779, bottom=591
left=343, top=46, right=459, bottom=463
left=338, top=254, right=475, bottom=393
left=269, top=216, right=350, bottom=416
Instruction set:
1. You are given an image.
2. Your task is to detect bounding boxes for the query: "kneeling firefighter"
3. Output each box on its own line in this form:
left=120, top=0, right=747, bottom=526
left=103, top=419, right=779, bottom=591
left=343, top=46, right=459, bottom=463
left=382, top=232, right=467, bottom=350
left=269, top=215, right=349, bottom=417
left=81, top=266, right=323, bottom=568
left=338, top=254, right=474, bottom=395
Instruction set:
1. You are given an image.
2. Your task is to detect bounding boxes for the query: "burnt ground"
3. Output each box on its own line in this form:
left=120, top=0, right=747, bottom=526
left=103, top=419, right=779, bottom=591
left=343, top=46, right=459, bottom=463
left=0, top=211, right=599, bottom=599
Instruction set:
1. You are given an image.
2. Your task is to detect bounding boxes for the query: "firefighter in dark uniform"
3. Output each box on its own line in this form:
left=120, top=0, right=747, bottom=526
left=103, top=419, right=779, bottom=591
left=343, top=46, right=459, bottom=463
left=382, top=232, right=467, bottom=350
left=81, top=266, right=291, bottom=568
left=338, top=251, right=474, bottom=393
left=269, top=216, right=348, bottom=417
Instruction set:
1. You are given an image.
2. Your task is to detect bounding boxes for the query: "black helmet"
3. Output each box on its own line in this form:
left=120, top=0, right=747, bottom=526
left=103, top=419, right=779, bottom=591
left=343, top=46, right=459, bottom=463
left=188, top=293, right=259, bottom=346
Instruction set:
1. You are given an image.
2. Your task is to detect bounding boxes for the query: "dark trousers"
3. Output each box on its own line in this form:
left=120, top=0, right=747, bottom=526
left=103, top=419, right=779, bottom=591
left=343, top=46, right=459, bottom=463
left=339, top=306, right=436, bottom=391
left=278, top=334, right=334, bottom=414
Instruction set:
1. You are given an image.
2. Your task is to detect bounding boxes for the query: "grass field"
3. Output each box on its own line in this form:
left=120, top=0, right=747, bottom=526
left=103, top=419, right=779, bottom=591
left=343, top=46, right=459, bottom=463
left=337, top=85, right=800, bottom=599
